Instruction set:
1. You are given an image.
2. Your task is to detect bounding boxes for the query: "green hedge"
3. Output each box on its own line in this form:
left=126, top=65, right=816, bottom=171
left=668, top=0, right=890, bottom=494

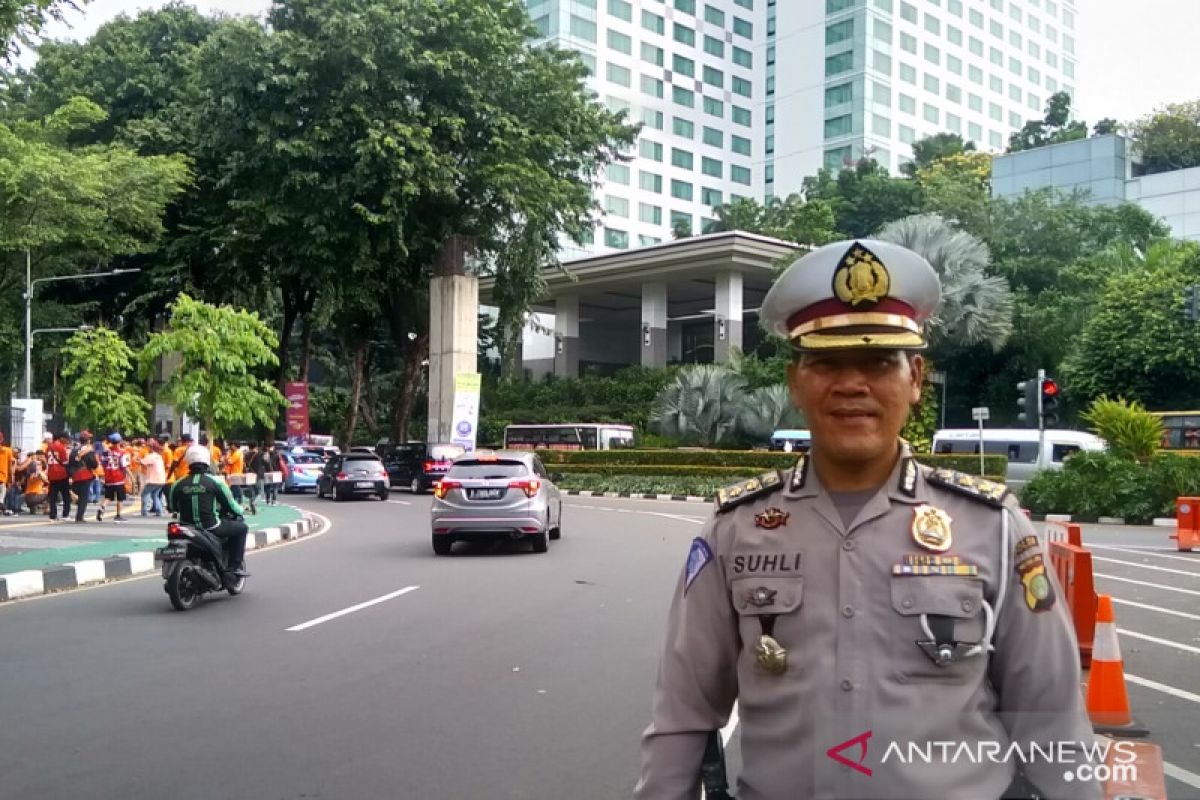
left=537, top=449, right=1006, bottom=477
left=554, top=464, right=761, bottom=478
left=1023, top=451, right=1200, bottom=523
left=556, top=473, right=727, bottom=497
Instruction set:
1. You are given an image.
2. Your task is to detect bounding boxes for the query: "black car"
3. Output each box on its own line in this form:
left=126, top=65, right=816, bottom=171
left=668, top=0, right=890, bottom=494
left=383, top=442, right=466, bottom=494
left=317, top=454, right=390, bottom=501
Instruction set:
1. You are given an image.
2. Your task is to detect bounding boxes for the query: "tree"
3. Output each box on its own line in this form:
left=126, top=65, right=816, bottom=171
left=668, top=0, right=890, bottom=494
left=1080, top=396, right=1163, bottom=464
left=711, top=194, right=836, bottom=246
left=1062, top=241, right=1200, bottom=408
left=802, top=159, right=921, bottom=238
left=139, top=293, right=286, bottom=436
left=874, top=214, right=1014, bottom=354
left=914, top=151, right=993, bottom=234
left=650, top=365, right=746, bottom=447
left=0, top=0, right=84, bottom=63
left=737, top=385, right=805, bottom=443
left=1128, top=100, right=1200, bottom=175
left=1007, top=91, right=1088, bottom=153
left=901, top=132, right=975, bottom=177
left=60, top=326, right=150, bottom=434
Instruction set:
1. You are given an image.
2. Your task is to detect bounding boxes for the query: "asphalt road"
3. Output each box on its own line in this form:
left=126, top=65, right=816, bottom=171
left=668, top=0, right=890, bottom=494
left=1, top=494, right=1197, bottom=799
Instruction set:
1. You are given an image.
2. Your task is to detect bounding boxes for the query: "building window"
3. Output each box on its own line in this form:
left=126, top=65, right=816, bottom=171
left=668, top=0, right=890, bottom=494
left=732, top=16, right=752, bottom=37
left=639, top=203, right=662, bottom=224
left=532, top=15, right=550, bottom=37
left=924, top=74, right=939, bottom=93
left=898, top=93, right=916, bottom=114
left=989, top=130, right=1002, bottom=149
left=947, top=25, right=962, bottom=45
left=968, top=122, right=982, bottom=142
left=924, top=14, right=940, bottom=34
left=900, top=63, right=916, bottom=83
left=900, top=1, right=917, bottom=22
left=872, top=114, right=891, bottom=136
left=826, top=52, right=854, bottom=76
left=671, top=179, right=694, bottom=201
left=732, top=46, right=752, bottom=68
left=606, top=63, right=631, bottom=87
left=989, top=102, right=1002, bottom=121
left=827, top=0, right=858, bottom=11
left=673, top=117, right=695, bottom=138
left=923, top=104, right=939, bottom=124
left=701, top=157, right=722, bottom=178
left=825, top=114, right=853, bottom=138
left=638, top=234, right=662, bottom=246
left=641, top=108, right=664, bottom=129
left=734, top=0, right=753, bottom=8
left=672, top=86, right=695, bottom=108
left=990, top=47, right=1003, bottom=66
left=673, top=23, right=696, bottom=46
left=703, top=96, right=724, bottom=118
left=704, top=4, right=725, bottom=26
left=1009, top=83, right=1021, bottom=102
left=671, top=148, right=694, bottom=169
left=924, top=43, right=940, bottom=64
left=640, top=170, right=663, bottom=192
left=604, top=228, right=629, bottom=248
left=1009, top=111, right=1022, bottom=128
left=827, top=19, right=855, bottom=45
left=824, top=146, right=852, bottom=169
left=605, top=195, right=629, bottom=217
left=606, top=96, right=630, bottom=113
left=946, top=84, right=961, bottom=103
left=968, top=93, right=982, bottom=112
left=640, top=140, right=664, bottom=162
left=1009, top=56, right=1022, bottom=76
left=674, top=53, right=695, bottom=77
left=899, top=124, right=915, bottom=144
left=701, top=187, right=723, bottom=206
left=608, top=163, right=630, bottom=185
left=900, top=32, right=917, bottom=54
left=704, top=35, right=725, bottom=57
left=641, top=10, right=665, bottom=34
left=641, top=75, right=664, bottom=97
left=731, top=134, right=751, bottom=155
left=873, top=80, right=890, bottom=104
left=703, top=65, right=724, bottom=88
left=946, top=113, right=961, bottom=132
left=608, top=0, right=632, bottom=20
left=873, top=51, right=892, bottom=73
left=969, top=65, right=983, bottom=84
left=732, top=77, right=752, bottom=97
left=641, top=42, right=664, bottom=66
left=826, top=82, right=853, bottom=107
left=730, top=165, right=751, bottom=185
left=947, top=54, right=962, bottom=74
left=874, top=18, right=892, bottom=41
left=674, top=0, right=696, bottom=14
left=703, top=126, right=724, bottom=147
left=569, top=15, right=596, bottom=42
left=732, top=106, right=752, bottom=126
left=969, top=8, right=983, bottom=27
left=969, top=36, right=983, bottom=56
left=990, top=74, right=1003, bottom=93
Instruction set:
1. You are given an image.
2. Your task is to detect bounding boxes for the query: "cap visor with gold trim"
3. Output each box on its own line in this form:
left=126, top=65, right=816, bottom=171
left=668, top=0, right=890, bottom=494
left=759, top=239, right=941, bottom=351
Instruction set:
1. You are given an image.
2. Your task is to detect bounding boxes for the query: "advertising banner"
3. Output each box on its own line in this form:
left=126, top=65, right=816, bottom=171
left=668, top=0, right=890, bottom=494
left=285, top=381, right=310, bottom=442
left=450, top=373, right=481, bottom=452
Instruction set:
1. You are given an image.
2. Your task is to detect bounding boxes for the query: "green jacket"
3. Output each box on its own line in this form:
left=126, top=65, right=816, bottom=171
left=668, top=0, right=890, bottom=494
left=167, top=468, right=244, bottom=530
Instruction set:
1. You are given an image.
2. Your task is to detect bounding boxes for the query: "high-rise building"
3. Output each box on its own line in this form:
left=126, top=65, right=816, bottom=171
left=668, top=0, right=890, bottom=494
left=767, top=0, right=1078, bottom=197
left=525, top=0, right=767, bottom=255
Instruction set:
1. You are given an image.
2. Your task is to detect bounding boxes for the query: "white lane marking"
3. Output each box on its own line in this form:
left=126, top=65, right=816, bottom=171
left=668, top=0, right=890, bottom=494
left=721, top=702, right=739, bottom=746
left=1094, top=572, right=1200, bottom=597
left=286, top=585, right=420, bottom=632
left=1111, top=597, right=1200, bottom=622
left=1163, top=760, right=1200, bottom=791
left=1092, top=556, right=1200, bottom=579
left=1090, top=543, right=1200, bottom=563
left=1126, top=673, right=1200, bottom=705
left=387, top=500, right=412, bottom=506
left=636, top=511, right=706, bottom=525
left=1117, top=628, right=1200, bottom=656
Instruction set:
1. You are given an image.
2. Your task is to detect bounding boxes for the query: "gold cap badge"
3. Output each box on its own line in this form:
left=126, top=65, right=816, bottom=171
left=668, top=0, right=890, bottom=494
left=832, top=243, right=891, bottom=308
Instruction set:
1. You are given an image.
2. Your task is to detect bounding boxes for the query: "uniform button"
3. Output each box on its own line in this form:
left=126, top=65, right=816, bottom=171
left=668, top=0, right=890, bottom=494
left=842, top=540, right=856, bottom=552
left=901, top=597, right=914, bottom=609
left=841, top=679, right=853, bottom=691
left=962, top=600, right=974, bottom=613
left=842, top=605, right=855, bottom=618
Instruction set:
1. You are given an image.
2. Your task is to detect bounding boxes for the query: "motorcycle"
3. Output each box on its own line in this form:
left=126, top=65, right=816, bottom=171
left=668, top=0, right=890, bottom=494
left=155, top=519, right=247, bottom=611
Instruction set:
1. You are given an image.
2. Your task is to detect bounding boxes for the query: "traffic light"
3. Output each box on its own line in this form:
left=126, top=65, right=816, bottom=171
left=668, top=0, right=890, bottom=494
left=1040, top=376, right=1060, bottom=427
left=1016, top=378, right=1038, bottom=428
left=1185, top=284, right=1199, bottom=323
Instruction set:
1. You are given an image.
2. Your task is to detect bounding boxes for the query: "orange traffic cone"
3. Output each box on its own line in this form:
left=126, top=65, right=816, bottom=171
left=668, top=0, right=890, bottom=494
left=1086, top=595, right=1149, bottom=737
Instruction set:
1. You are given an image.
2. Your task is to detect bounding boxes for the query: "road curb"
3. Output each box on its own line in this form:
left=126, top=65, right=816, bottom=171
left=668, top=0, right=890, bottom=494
left=564, top=489, right=712, bottom=504
left=0, top=511, right=321, bottom=603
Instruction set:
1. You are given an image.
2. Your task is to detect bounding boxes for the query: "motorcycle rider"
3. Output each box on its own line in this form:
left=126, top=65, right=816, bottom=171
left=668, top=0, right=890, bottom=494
left=166, top=445, right=250, bottom=578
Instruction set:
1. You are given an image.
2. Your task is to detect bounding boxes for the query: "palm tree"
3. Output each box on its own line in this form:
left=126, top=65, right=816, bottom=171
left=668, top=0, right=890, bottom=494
left=738, top=385, right=806, bottom=443
left=875, top=214, right=1014, bottom=353
left=650, top=365, right=746, bottom=447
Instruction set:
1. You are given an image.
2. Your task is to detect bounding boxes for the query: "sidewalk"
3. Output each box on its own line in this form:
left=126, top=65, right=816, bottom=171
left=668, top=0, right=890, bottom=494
left=0, top=502, right=318, bottom=602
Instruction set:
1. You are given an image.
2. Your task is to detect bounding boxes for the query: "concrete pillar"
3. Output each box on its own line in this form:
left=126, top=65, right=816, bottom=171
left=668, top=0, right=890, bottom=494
left=427, top=236, right=479, bottom=444
left=554, top=295, right=580, bottom=378
left=714, top=271, right=744, bottom=363
left=641, top=281, right=668, bottom=368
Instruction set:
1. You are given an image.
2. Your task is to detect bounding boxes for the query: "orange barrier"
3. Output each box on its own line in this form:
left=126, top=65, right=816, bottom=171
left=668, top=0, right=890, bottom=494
left=1172, top=496, right=1200, bottom=551
left=1102, top=739, right=1167, bottom=800
left=1047, top=522, right=1096, bottom=666
left=1087, top=595, right=1149, bottom=737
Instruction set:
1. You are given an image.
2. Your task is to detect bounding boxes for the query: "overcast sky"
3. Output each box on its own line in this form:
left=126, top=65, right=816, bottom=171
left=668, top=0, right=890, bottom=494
left=25, top=0, right=1200, bottom=124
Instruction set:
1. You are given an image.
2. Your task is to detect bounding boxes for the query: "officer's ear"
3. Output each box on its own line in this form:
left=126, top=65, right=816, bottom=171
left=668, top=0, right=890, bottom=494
left=907, top=353, right=925, bottom=404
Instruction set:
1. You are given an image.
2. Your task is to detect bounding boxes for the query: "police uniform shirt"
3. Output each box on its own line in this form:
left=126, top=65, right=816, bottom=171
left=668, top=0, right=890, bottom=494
left=635, top=448, right=1100, bottom=800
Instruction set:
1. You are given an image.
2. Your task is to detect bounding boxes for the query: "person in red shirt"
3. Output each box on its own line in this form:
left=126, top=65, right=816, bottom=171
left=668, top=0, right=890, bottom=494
left=96, top=433, right=132, bottom=522
left=45, top=433, right=72, bottom=520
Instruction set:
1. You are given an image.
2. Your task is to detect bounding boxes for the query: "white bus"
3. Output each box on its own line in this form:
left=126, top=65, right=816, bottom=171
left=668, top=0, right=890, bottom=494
left=503, top=423, right=636, bottom=451
left=931, top=428, right=1106, bottom=489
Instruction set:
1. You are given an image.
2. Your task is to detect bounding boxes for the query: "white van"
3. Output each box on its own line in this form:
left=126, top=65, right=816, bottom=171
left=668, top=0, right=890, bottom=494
left=930, top=428, right=1106, bottom=489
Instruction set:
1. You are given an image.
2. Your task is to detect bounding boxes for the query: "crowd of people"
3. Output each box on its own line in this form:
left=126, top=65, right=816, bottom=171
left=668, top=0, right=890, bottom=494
left=0, top=431, right=288, bottom=521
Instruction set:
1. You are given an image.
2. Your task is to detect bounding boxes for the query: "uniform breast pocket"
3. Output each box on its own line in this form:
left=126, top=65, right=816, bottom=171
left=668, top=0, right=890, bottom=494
left=731, top=576, right=803, bottom=674
left=889, top=576, right=985, bottom=683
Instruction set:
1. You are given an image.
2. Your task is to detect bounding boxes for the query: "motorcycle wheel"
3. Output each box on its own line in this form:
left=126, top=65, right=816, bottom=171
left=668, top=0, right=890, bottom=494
left=166, top=562, right=200, bottom=611
left=226, top=573, right=247, bottom=596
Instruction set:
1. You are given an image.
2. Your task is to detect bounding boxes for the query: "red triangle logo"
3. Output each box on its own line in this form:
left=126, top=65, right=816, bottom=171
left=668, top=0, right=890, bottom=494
left=826, top=730, right=873, bottom=777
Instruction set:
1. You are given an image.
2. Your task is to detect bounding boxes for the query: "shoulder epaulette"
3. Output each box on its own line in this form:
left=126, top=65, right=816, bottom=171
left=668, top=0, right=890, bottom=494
left=715, top=470, right=784, bottom=513
left=926, top=468, right=1009, bottom=508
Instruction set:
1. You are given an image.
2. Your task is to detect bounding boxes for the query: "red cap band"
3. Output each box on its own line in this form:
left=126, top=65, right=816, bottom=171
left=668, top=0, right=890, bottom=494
left=786, top=298, right=917, bottom=333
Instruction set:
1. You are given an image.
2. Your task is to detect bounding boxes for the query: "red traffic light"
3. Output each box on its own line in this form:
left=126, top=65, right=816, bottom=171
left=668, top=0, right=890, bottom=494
left=1042, top=379, right=1059, bottom=397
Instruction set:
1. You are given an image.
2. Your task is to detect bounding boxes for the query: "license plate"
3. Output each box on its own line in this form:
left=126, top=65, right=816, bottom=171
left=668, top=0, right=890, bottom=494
left=156, top=546, right=186, bottom=562
left=468, top=487, right=504, bottom=500
left=356, top=481, right=374, bottom=488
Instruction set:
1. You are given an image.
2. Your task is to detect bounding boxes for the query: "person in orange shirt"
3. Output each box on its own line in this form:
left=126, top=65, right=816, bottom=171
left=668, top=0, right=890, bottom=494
left=0, top=432, right=13, bottom=515
left=169, top=433, right=193, bottom=484
left=158, top=435, right=174, bottom=478
left=208, top=436, right=223, bottom=470
left=224, top=441, right=246, bottom=506
left=24, top=454, right=49, bottom=514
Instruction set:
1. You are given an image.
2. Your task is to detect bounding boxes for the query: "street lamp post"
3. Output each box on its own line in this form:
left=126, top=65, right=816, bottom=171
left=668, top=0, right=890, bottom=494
left=23, top=252, right=141, bottom=398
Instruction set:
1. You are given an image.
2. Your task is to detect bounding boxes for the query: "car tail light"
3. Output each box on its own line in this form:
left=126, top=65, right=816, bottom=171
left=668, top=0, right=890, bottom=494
left=434, top=480, right=462, bottom=499
left=423, top=460, right=433, bottom=472
left=337, top=472, right=347, bottom=480
left=508, top=478, right=541, bottom=498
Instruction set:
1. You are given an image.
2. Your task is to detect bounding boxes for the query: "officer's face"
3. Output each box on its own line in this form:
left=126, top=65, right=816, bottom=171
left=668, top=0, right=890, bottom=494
left=787, top=349, right=923, bottom=465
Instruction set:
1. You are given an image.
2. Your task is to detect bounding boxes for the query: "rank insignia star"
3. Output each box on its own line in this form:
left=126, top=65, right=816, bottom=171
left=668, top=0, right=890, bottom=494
left=748, top=586, right=778, bottom=607
left=754, top=507, right=790, bottom=530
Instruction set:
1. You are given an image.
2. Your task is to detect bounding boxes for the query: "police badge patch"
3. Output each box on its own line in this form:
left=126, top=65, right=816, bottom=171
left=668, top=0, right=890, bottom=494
left=684, top=537, right=714, bottom=594
left=1016, top=551, right=1056, bottom=612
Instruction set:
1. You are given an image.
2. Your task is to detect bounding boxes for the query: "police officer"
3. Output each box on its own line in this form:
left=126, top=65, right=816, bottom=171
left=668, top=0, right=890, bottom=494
left=635, top=240, right=1098, bottom=799
left=167, top=445, right=250, bottom=578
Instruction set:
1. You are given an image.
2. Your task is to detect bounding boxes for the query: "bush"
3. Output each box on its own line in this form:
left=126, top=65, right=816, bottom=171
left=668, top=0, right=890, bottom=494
left=554, top=472, right=727, bottom=497
left=1080, top=396, right=1162, bottom=463
left=555, top=464, right=761, bottom=478
left=1022, top=451, right=1166, bottom=522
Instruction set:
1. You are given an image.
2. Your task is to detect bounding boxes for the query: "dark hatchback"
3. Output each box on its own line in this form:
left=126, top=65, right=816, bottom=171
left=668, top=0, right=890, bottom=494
left=383, top=442, right=466, bottom=494
left=317, top=454, right=390, bottom=501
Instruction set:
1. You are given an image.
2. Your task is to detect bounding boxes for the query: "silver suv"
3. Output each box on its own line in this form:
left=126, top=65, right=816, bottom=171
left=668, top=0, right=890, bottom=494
left=429, top=451, right=563, bottom=555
